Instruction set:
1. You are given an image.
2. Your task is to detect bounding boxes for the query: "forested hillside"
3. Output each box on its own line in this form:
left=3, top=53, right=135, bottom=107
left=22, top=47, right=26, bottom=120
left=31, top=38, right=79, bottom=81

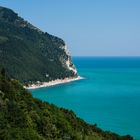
left=0, top=6, right=77, bottom=84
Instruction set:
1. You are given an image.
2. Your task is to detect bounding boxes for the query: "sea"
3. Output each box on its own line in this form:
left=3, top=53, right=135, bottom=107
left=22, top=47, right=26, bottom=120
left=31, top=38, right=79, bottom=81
left=31, top=57, right=140, bottom=140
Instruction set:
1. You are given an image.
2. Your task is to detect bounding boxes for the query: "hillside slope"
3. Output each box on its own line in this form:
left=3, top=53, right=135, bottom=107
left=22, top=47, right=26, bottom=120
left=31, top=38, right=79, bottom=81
left=0, top=6, right=77, bottom=84
left=0, top=71, right=133, bottom=140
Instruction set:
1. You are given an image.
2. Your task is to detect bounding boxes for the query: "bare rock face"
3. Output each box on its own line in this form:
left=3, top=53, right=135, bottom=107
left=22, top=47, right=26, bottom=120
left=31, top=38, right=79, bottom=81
left=59, top=44, right=77, bottom=74
left=0, top=6, right=78, bottom=84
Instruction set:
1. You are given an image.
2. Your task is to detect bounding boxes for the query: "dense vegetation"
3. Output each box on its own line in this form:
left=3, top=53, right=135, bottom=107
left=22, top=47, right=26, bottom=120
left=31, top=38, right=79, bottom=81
left=0, top=70, right=133, bottom=140
left=0, top=6, right=77, bottom=84
left=0, top=6, right=133, bottom=140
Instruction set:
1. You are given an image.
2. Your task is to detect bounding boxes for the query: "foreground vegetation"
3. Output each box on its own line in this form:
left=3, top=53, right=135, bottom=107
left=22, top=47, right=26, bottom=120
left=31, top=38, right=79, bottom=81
left=0, top=70, right=133, bottom=140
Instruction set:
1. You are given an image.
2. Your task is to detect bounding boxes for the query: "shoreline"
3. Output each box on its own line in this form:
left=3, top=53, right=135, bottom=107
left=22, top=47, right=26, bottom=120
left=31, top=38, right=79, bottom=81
left=24, top=76, right=84, bottom=89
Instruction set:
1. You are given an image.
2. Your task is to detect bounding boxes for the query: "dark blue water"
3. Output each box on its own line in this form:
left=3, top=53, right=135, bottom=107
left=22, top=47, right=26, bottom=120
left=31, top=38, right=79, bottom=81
left=31, top=57, right=140, bottom=140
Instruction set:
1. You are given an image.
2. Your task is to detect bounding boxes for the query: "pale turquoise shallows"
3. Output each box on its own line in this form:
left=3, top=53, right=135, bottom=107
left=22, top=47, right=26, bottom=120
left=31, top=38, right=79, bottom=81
left=31, top=57, right=140, bottom=140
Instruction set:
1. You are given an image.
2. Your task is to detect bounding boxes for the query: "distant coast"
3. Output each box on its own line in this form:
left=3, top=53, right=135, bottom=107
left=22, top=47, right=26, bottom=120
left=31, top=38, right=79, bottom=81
left=24, top=76, right=84, bottom=89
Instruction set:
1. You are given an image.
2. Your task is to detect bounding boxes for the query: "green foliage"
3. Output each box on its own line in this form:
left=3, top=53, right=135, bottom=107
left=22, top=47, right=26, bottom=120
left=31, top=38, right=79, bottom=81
left=0, top=6, right=77, bottom=84
left=0, top=73, right=133, bottom=140
left=0, top=6, right=133, bottom=140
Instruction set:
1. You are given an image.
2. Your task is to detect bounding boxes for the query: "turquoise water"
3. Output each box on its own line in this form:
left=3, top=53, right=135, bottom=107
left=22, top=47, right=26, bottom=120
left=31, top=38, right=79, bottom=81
left=31, top=57, right=140, bottom=140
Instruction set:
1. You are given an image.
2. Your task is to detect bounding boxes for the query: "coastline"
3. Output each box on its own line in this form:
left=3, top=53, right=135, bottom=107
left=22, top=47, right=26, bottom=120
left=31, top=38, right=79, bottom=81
left=24, top=76, right=84, bottom=89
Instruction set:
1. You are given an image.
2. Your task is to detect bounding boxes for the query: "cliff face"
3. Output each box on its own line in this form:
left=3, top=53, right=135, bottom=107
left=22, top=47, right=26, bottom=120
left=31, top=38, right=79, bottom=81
left=0, top=6, right=77, bottom=84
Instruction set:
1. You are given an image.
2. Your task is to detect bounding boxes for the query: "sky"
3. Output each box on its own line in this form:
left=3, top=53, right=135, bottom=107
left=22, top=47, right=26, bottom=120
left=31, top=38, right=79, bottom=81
left=0, top=0, right=140, bottom=56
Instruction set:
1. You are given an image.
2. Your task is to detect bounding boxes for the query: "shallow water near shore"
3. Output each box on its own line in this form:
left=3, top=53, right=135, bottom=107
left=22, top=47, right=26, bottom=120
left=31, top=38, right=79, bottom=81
left=31, top=57, right=140, bottom=140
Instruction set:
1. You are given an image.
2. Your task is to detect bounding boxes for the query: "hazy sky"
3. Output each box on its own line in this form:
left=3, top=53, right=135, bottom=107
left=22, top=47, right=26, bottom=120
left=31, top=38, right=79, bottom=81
left=1, top=0, right=140, bottom=56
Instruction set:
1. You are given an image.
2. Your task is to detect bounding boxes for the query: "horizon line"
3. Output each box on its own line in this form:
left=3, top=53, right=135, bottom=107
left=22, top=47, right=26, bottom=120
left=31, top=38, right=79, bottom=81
left=72, top=56, right=140, bottom=57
